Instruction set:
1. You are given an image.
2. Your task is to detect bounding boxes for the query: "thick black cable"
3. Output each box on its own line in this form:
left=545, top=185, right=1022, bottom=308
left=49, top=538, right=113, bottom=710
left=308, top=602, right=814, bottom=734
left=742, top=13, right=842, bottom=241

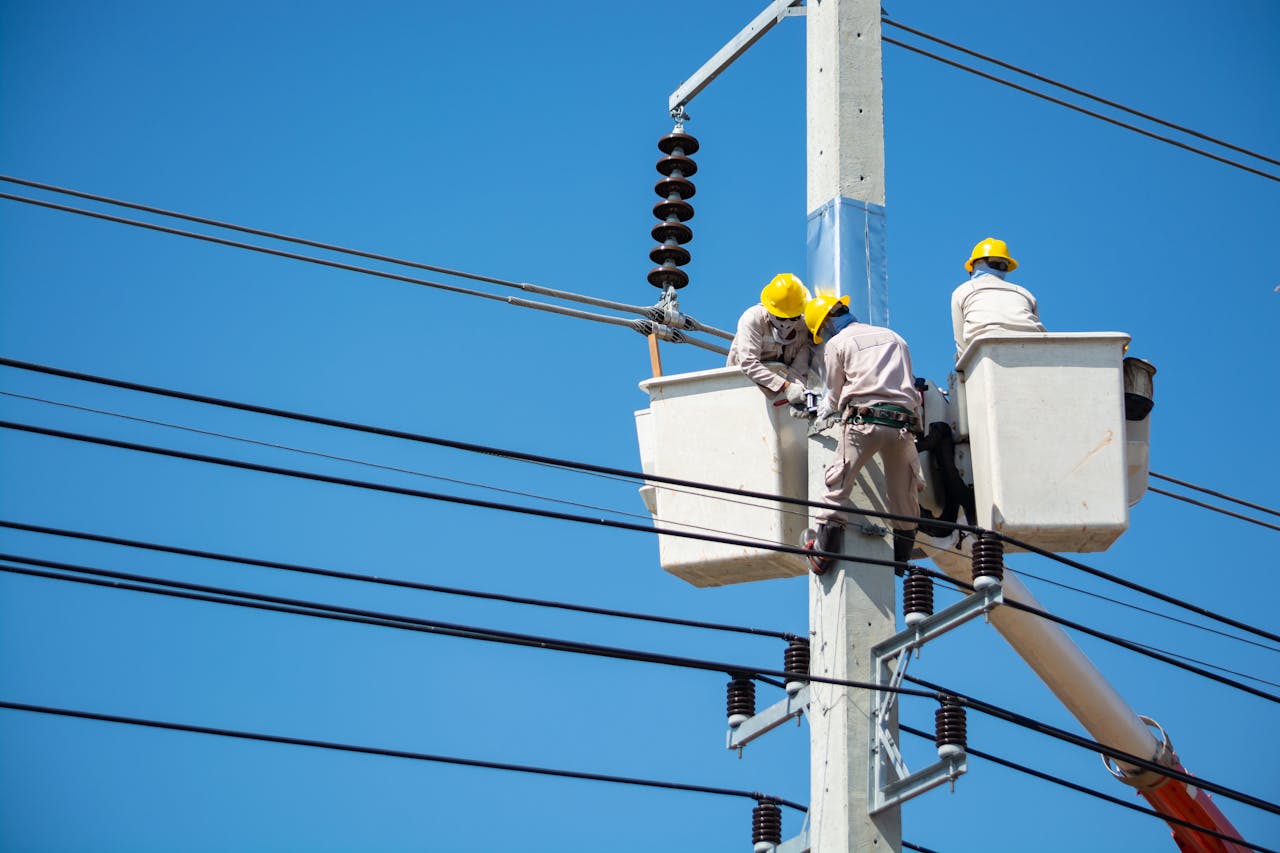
left=0, top=193, right=728, bottom=356
left=0, top=699, right=804, bottom=812
left=902, top=843, right=942, bottom=853
left=4, top=355, right=1276, bottom=648
left=1149, top=486, right=1280, bottom=533
left=0, top=556, right=923, bottom=702
left=0, top=389, right=784, bottom=553
left=0, top=418, right=903, bottom=574
left=881, top=36, right=1280, bottom=184
left=898, top=725, right=1271, bottom=853
left=15, top=385, right=1272, bottom=664
left=0, top=519, right=798, bottom=641
left=6, top=557, right=1269, bottom=815
left=9, top=411, right=1280, bottom=678
left=902, top=674, right=1280, bottom=816
left=880, top=18, right=1280, bottom=169
left=14, top=378, right=1267, bottom=659
left=1151, top=472, right=1280, bottom=519
left=915, top=539, right=1280, bottom=657
left=993, top=533, right=1280, bottom=646
left=914, top=567, right=1280, bottom=702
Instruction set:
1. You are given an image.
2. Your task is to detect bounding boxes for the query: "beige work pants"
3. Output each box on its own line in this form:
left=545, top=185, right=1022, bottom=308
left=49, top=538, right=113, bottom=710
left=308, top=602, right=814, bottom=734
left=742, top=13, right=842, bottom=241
left=817, top=423, right=923, bottom=531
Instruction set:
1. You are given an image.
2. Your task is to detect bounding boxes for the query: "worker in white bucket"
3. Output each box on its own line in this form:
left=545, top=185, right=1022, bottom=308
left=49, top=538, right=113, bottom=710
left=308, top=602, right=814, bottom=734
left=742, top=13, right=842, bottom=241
left=801, top=292, right=924, bottom=574
left=726, top=273, right=814, bottom=407
left=951, top=237, right=1045, bottom=355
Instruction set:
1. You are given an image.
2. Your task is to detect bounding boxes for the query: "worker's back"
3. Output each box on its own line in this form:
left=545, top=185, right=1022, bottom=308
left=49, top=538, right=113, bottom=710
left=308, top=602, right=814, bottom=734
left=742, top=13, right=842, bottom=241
left=951, top=274, right=1045, bottom=353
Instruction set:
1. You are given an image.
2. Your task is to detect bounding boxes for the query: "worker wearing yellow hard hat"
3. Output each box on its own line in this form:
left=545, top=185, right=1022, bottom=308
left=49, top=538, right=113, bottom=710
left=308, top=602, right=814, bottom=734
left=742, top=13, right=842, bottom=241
left=951, top=236, right=1045, bottom=355
left=727, top=273, right=815, bottom=405
left=801, top=289, right=924, bottom=575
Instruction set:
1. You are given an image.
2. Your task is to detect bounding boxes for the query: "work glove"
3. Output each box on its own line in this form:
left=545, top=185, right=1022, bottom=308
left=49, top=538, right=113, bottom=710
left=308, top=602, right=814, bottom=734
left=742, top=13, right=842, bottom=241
left=807, top=413, right=841, bottom=436
left=785, top=382, right=807, bottom=405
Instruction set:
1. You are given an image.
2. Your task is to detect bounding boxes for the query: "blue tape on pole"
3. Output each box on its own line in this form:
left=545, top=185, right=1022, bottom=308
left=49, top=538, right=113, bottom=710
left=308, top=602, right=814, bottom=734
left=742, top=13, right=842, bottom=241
left=805, top=197, right=888, bottom=327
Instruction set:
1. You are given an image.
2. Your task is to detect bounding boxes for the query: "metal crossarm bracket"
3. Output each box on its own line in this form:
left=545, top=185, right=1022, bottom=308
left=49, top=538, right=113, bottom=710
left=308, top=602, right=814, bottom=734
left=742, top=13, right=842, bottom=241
left=669, top=0, right=806, bottom=114
left=727, top=685, right=810, bottom=751
left=868, top=582, right=1003, bottom=814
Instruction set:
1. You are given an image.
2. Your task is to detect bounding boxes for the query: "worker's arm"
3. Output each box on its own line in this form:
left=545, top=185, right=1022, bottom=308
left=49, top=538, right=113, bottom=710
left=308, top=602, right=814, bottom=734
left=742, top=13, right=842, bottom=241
left=822, top=338, right=844, bottom=416
left=950, top=286, right=967, bottom=355
left=785, top=338, right=813, bottom=388
left=731, top=308, right=789, bottom=393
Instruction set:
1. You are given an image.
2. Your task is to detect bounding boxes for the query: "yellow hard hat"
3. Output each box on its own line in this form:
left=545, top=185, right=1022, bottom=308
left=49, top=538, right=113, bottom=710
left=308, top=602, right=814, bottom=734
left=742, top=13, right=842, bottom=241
left=965, top=237, right=1018, bottom=273
left=760, top=273, right=811, bottom=319
left=804, top=292, right=851, bottom=344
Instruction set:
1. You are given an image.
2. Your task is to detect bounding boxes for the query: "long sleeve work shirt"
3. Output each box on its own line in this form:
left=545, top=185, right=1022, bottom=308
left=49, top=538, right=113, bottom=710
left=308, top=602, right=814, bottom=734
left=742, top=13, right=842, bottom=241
left=726, top=303, right=812, bottom=393
left=950, top=273, right=1045, bottom=354
left=822, top=322, right=921, bottom=417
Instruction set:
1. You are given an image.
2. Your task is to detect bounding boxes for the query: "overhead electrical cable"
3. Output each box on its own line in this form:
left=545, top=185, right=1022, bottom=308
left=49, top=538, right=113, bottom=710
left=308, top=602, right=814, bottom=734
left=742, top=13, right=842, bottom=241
left=37, top=384, right=1260, bottom=663
left=897, top=724, right=1275, bottom=853
left=3, top=557, right=1271, bottom=814
left=0, top=699, right=804, bottom=812
left=1151, top=472, right=1280, bottom=519
left=901, top=673, right=1280, bottom=815
left=880, top=18, right=1280, bottom=170
left=0, top=193, right=729, bottom=356
left=0, top=418, right=900, bottom=574
left=0, top=556, right=935, bottom=702
left=0, top=390, right=791, bottom=552
left=0, top=175, right=735, bottom=342
left=0, top=519, right=798, bottom=642
left=1148, top=486, right=1280, bottom=534
left=915, top=567, right=1280, bottom=695
left=913, top=538, right=1280, bottom=657
left=6, top=510, right=1268, bottom=693
left=4, top=355, right=1276, bottom=648
left=879, top=36, right=1280, bottom=184
left=21, top=410, right=1280, bottom=699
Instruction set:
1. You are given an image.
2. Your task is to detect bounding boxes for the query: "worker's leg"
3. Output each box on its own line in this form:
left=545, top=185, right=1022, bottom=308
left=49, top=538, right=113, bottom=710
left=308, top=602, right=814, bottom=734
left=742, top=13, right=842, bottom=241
left=808, top=424, right=884, bottom=574
left=883, top=429, right=925, bottom=565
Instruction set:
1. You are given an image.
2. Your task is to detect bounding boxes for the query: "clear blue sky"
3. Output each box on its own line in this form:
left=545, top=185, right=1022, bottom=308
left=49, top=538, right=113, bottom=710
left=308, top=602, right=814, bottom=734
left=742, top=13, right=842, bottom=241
left=1, top=1, right=1277, bottom=851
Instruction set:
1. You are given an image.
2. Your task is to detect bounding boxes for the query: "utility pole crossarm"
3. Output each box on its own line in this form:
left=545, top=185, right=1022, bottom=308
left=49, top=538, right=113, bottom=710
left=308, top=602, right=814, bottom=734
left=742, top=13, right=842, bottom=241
left=668, top=0, right=805, bottom=114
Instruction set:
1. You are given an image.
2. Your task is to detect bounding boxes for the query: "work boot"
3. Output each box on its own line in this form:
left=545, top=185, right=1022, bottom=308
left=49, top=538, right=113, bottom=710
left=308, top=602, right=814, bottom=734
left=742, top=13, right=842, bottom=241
left=804, top=523, right=844, bottom=575
left=892, top=527, right=918, bottom=567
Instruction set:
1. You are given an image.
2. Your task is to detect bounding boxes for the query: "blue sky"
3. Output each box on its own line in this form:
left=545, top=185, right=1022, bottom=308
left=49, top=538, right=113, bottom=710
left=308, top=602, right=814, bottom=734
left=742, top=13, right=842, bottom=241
left=1, top=1, right=1277, bottom=851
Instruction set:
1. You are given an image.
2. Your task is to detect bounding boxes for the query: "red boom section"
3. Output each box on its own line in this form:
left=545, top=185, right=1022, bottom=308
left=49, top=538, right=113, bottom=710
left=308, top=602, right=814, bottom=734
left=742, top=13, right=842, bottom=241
left=1140, top=760, right=1250, bottom=853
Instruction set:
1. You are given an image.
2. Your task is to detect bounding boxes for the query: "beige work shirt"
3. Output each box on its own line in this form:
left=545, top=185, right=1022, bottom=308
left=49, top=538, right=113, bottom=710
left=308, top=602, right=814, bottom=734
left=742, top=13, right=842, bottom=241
left=951, top=274, right=1045, bottom=354
left=822, top=322, right=921, bottom=417
left=726, top=303, right=812, bottom=393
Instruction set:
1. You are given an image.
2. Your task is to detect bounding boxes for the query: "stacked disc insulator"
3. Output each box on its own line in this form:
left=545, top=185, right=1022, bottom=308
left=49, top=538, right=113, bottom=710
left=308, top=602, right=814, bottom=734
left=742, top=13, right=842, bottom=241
left=726, top=673, right=755, bottom=728
left=648, top=131, right=699, bottom=290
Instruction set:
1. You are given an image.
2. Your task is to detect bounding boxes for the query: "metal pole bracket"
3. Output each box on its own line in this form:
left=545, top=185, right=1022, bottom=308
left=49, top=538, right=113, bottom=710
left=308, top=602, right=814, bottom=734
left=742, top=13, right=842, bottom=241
left=868, top=583, right=1003, bottom=814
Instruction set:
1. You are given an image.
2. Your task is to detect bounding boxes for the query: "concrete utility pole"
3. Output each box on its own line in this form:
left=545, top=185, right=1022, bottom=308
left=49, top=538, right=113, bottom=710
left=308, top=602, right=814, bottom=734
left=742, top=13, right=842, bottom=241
left=805, top=1, right=899, bottom=851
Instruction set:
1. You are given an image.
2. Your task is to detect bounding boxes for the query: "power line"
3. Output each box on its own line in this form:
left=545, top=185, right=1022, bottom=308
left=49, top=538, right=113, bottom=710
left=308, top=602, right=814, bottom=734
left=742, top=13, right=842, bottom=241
left=880, top=18, right=1280, bottom=170
left=917, top=568, right=1280, bottom=699
left=0, top=699, right=805, bottom=812
left=901, top=673, right=1280, bottom=816
left=897, top=724, right=1274, bottom=853
left=0, top=175, right=735, bottom=343
left=15, top=385, right=1271, bottom=665
left=914, top=538, right=1280, bottom=657
left=4, top=355, right=1277, bottom=648
left=0, top=556, right=930, bottom=701
left=0, top=192, right=729, bottom=357
left=1151, top=472, right=1280, bottom=519
left=0, top=519, right=798, bottom=642
left=0, top=389, right=792, bottom=553
left=0, top=418, right=899, bottom=574
left=1149, top=486, right=1280, bottom=534
left=880, top=36, right=1280, bottom=184
left=14, top=384, right=1273, bottom=668
left=20, top=411, right=1280, bottom=701
left=5, top=556, right=1271, bottom=814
